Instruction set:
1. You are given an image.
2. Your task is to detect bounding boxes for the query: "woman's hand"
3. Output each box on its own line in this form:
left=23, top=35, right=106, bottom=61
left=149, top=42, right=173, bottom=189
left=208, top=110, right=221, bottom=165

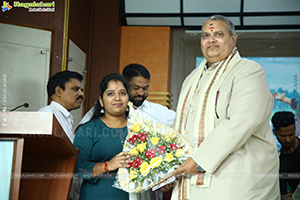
left=108, top=151, right=133, bottom=171
left=92, top=152, right=133, bottom=176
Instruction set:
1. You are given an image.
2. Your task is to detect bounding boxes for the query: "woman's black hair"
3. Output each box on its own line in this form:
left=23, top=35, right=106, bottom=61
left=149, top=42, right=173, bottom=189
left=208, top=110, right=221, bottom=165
left=91, top=73, right=130, bottom=119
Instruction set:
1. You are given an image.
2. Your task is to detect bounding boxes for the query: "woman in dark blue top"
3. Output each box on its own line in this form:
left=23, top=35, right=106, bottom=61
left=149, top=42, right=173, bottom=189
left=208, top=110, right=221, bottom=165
left=74, top=73, right=132, bottom=200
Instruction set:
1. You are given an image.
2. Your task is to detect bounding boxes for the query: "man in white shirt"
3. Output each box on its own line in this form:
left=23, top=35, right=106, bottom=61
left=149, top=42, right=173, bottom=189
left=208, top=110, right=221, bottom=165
left=80, top=64, right=175, bottom=127
left=38, top=70, right=84, bottom=143
left=123, top=64, right=176, bottom=128
left=79, top=64, right=176, bottom=200
left=38, top=70, right=84, bottom=200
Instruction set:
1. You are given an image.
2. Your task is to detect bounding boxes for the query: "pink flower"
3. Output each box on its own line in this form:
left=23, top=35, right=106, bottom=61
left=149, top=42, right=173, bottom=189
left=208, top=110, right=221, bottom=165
left=158, top=145, right=166, bottom=154
left=145, top=149, right=157, bottom=159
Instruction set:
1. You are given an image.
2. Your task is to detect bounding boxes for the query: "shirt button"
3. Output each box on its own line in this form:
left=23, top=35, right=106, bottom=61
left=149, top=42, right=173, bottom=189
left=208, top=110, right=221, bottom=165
left=185, top=130, right=188, bottom=135
left=197, top=90, right=200, bottom=93
left=190, top=110, right=194, bottom=113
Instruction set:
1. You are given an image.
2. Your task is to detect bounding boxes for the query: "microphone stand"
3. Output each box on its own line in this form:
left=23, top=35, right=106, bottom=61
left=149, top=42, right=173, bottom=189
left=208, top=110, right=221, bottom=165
left=10, top=103, right=29, bottom=112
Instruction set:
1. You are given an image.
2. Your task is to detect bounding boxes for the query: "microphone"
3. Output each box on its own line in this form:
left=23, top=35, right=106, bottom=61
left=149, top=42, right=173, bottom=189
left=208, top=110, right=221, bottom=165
left=10, top=103, right=29, bottom=112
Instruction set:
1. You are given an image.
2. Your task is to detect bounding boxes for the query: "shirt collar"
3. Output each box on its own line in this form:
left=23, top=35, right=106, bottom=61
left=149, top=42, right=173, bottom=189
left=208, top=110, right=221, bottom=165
left=205, top=60, right=221, bottom=71
left=50, top=101, right=74, bottom=122
left=138, top=100, right=150, bottom=109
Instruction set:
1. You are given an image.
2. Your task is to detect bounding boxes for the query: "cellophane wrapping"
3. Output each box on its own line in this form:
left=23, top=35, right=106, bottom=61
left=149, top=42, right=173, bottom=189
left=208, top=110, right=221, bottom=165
left=113, top=102, right=193, bottom=193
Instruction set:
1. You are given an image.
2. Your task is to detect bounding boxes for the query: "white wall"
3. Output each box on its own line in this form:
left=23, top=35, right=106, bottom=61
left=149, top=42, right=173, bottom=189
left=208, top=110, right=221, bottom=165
left=0, top=23, right=51, bottom=111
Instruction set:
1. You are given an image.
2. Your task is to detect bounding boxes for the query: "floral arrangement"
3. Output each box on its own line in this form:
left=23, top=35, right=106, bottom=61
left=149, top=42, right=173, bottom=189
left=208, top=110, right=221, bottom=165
left=115, top=102, right=193, bottom=193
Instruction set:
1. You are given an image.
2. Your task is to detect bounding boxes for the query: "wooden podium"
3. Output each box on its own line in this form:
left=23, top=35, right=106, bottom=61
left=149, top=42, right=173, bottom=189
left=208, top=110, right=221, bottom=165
left=0, top=112, right=78, bottom=200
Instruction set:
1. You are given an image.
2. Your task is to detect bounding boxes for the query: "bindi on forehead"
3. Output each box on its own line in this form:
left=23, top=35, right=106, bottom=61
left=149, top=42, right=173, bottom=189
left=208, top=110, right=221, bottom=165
left=209, top=24, right=214, bottom=32
left=116, top=87, right=118, bottom=90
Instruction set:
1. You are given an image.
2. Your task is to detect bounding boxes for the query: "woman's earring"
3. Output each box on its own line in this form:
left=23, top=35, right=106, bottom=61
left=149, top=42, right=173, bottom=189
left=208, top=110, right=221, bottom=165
left=126, top=106, right=129, bottom=112
left=100, top=108, right=104, bottom=113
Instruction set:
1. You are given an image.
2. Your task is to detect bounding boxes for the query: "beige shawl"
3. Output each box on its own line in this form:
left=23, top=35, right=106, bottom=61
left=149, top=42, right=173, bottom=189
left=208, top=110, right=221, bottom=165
left=173, top=48, right=241, bottom=199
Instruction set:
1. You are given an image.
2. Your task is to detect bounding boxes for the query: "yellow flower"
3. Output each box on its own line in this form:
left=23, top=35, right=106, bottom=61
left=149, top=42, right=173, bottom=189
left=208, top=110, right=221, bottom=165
left=131, top=123, right=141, bottom=133
left=166, top=133, right=174, bottom=142
left=166, top=153, right=174, bottom=162
left=130, top=148, right=139, bottom=156
left=150, top=157, right=162, bottom=168
left=136, top=143, right=146, bottom=152
left=175, top=149, right=183, bottom=157
left=150, top=137, right=160, bottom=145
left=129, top=170, right=138, bottom=180
left=168, top=133, right=174, bottom=138
left=140, top=162, right=150, bottom=176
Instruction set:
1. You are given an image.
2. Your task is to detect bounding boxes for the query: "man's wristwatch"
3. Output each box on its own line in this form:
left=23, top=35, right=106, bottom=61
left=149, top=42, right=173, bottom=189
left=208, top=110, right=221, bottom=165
left=196, top=164, right=205, bottom=172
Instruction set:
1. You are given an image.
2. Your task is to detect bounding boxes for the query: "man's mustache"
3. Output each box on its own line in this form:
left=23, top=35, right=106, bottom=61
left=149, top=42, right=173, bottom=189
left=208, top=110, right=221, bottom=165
left=133, top=95, right=145, bottom=99
left=208, top=42, right=218, bottom=47
left=76, top=96, right=84, bottom=101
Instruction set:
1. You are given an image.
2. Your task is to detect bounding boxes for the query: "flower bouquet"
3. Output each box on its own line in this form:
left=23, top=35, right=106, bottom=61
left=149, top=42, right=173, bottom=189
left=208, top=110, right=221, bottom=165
left=115, top=102, right=193, bottom=193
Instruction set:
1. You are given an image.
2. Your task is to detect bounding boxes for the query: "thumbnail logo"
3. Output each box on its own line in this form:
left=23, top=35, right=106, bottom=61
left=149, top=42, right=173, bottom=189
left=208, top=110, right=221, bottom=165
left=2, top=1, right=12, bottom=12
left=1, top=1, right=55, bottom=12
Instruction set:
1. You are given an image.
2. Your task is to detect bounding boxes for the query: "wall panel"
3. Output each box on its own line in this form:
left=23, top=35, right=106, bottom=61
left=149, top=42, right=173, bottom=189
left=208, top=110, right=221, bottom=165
left=87, top=0, right=121, bottom=110
left=0, top=0, right=66, bottom=77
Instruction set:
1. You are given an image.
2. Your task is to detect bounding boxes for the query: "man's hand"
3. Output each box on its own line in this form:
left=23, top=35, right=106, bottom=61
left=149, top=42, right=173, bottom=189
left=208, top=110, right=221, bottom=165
left=171, top=158, right=199, bottom=177
left=159, top=183, right=175, bottom=193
